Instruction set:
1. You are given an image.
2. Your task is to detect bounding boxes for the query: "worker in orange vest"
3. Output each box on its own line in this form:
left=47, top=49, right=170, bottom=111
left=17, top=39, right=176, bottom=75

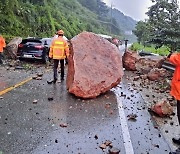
left=49, top=30, right=69, bottom=83
left=0, top=35, right=6, bottom=64
left=167, top=52, right=180, bottom=152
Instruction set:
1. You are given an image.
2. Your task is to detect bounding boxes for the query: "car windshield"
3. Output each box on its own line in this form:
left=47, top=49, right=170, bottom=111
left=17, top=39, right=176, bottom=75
left=21, top=39, right=42, bottom=45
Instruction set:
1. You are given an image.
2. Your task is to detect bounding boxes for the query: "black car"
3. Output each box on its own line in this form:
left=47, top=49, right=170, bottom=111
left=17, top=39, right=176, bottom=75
left=17, top=37, right=52, bottom=63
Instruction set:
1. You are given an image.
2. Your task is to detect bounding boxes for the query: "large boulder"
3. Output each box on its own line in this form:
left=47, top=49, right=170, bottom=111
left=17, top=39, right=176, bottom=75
left=67, top=32, right=124, bottom=99
left=4, top=37, right=22, bottom=59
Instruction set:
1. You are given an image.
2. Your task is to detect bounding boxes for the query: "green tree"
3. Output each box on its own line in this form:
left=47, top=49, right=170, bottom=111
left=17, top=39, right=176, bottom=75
left=146, top=0, right=180, bottom=50
left=133, top=21, right=152, bottom=45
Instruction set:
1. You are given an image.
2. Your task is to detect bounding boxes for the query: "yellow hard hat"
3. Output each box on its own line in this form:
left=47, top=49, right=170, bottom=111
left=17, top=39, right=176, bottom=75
left=57, top=30, right=64, bottom=35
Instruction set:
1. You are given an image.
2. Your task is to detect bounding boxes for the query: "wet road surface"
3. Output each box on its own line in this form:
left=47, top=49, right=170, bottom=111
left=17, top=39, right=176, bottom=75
left=0, top=65, right=172, bottom=154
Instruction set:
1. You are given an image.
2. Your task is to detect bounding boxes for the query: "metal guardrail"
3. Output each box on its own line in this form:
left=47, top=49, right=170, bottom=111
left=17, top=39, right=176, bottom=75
left=137, top=51, right=175, bottom=72
left=162, top=60, right=175, bottom=72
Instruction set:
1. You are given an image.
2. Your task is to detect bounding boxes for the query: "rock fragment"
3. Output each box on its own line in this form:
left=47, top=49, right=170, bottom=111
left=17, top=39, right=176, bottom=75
left=60, top=123, right=68, bottom=128
left=109, top=147, right=120, bottom=154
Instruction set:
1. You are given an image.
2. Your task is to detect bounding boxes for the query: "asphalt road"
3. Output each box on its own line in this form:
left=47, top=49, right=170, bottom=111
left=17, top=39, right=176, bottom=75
left=0, top=63, right=172, bottom=154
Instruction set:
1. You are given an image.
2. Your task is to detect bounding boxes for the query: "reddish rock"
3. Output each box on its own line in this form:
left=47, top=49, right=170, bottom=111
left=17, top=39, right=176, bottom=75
left=67, top=32, right=123, bottom=98
left=4, top=37, right=22, bottom=59
left=109, top=147, right=120, bottom=154
left=147, top=69, right=161, bottom=81
left=151, top=100, right=173, bottom=117
left=123, top=51, right=138, bottom=71
left=147, top=68, right=167, bottom=81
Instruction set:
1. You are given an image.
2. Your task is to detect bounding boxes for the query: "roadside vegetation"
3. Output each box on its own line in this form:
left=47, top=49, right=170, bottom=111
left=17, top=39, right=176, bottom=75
left=1, top=0, right=136, bottom=42
left=133, top=0, right=180, bottom=53
left=130, top=43, right=170, bottom=56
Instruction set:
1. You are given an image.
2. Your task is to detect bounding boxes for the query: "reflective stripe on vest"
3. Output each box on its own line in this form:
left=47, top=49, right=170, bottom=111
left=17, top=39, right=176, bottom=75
left=53, top=46, right=65, bottom=49
left=55, top=41, right=64, bottom=45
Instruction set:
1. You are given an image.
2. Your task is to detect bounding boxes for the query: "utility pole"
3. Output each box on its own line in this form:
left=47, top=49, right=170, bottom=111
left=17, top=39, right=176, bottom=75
left=110, top=3, right=112, bottom=35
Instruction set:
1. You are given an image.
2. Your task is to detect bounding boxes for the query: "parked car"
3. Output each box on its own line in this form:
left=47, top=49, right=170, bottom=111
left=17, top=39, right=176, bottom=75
left=138, top=50, right=159, bottom=56
left=97, top=34, right=122, bottom=47
left=17, top=37, right=52, bottom=63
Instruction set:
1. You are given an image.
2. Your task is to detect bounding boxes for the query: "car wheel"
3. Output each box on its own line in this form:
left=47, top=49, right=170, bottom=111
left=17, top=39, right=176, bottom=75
left=43, top=53, right=49, bottom=64
left=19, top=57, right=24, bottom=61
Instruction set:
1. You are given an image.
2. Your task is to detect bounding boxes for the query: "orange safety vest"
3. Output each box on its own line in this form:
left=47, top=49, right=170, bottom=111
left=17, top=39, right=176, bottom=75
left=49, top=36, right=69, bottom=60
left=0, top=36, right=6, bottom=53
left=169, top=53, right=180, bottom=100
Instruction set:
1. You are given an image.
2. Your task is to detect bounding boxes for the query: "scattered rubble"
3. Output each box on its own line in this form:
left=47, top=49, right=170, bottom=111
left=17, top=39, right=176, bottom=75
left=94, top=135, right=98, bottom=140
left=99, top=143, right=107, bottom=150
left=60, top=123, right=68, bottom=128
left=48, top=97, right=53, bottom=101
left=127, top=114, right=138, bottom=121
left=108, top=147, right=120, bottom=154
left=33, top=99, right=38, bottom=104
left=47, top=80, right=53, bottom=84
left=37, top=72, right=43, bottom=77
left=99, top=140, right=114, bottom=151
left=32, top=73, right=43, bottom=80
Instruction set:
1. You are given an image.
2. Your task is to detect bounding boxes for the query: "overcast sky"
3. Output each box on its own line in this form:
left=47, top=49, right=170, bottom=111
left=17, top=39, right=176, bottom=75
left=103, top=0, right=180, bottom=21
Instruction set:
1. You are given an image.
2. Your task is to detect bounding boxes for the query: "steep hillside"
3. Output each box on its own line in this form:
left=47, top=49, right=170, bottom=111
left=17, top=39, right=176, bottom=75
left=112, top=8, right=137, bottom=32
left=112, top=8, right=137, bottom=42
left=0, top=0, right=109, bottom=41
left=0, top=0, right=137, bottom=42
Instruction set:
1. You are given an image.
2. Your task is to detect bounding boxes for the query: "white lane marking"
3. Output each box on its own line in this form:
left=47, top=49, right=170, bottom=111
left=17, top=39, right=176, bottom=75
left=114, top=87, right=134, bottom=154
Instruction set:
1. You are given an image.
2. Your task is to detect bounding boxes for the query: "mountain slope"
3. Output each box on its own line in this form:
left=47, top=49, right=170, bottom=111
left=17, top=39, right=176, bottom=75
left=112, top=8, right=137, bottom=42
left=0, top=0, right=108, bottom=41
left=0, top=0, right=137, bottom=42
left=112, top=8, right=137, bottom=32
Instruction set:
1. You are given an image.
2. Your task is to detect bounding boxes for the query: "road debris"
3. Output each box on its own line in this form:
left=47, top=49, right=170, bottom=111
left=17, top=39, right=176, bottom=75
left=99, top=140, right=113, bottom=150
left=151, top=100, right=173, bottom=117
left=94, top=135, right=98, bottom=140
left=108, top=147, right=120, bottom=154
left=37, top=72, right=43, bottom=77
left=32, top=75, right=42, bottom=80
left=127, top=114, right=138, bottom=121
left=99, top=143, right=107, bottom=150
left=33, top=99, right=38, bottom=104
left=47, top=80, right=53, bottom=84
left=60, top=123, right=68, bottom=128
left=48, top=97, right=53, bottom=101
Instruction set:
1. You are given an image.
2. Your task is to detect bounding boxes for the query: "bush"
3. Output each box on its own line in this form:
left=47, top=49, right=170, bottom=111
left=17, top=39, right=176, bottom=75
left=130, top=43, right=170, bottom=56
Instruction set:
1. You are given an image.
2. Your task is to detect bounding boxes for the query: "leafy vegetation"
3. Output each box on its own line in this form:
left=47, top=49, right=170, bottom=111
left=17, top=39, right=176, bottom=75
left=0, top=0, right=107, bottom=41
left=130, top=42, right=170, bottom=56
left=0, top=0, right=137, bottom=43
left=133, top=0, right=180, bottom=52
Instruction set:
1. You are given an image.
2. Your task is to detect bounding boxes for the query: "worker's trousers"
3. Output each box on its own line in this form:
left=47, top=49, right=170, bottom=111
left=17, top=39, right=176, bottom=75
left=53, top=59, right=64, bottom=80
left=0, top=52, right=3, bottom=64
left=177, top=100, right=180, bottom=125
